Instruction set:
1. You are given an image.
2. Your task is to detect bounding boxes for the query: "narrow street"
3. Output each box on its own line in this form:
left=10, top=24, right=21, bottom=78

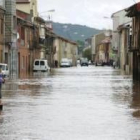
left=0, top=66, right=140, bottom=140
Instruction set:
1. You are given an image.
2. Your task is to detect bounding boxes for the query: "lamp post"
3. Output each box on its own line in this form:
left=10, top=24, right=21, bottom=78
left=40, top=9, right=55, bottom=71
left=39, top=9, right=55, bottom=14
left=39, top=9, right=55, bottom=29
left=103, top=16, right=112, bottom=30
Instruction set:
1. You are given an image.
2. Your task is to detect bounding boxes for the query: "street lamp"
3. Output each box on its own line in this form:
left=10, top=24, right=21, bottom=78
left=103, top=16, right=112, bottom=30
left=39, top=9, right=55, bottom=22
left=39, top=9, right=55, bottom=14
left=40, top=10, right=55, bottom=71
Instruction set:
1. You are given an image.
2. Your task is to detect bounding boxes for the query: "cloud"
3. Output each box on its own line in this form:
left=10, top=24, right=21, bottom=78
left=38, top=0, right=134, bottom=29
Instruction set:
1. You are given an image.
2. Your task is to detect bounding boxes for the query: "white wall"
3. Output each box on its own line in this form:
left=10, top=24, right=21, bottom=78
left=16, top=0, right=38, bottom=18
left=0, top=0, right=5, bottom=8
left=91, top=32, right=105, bottom=60
left=39, top=25, right=45, bottom=39
left=112, top=9, right=132, bottom=50
left=53, top=37, right=77, bottom=66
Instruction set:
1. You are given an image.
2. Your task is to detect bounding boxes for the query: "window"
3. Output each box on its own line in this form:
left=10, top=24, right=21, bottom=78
left=35, top=61, right=39, bottom=65
left=6, top=66, right=8, bottom=70
left=40, top=61, right=45, bottom=66
left=21, top=27, right=25, bottom=40
left=22, top=56, right=25, bottom=69
left=0, top=65, right=5, bottom=70
left=1, top=19, right=3, bottom=34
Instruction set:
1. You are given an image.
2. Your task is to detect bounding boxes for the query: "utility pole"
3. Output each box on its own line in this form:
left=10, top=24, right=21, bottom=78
left=43, top=9, right=55, bottom=72
left=49, top=37, right=52, bottom=72
left=5, top=0, right=18, bottom=79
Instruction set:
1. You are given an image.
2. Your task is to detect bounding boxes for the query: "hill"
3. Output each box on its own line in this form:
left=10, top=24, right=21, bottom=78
left=52, top=22, right=102, bottom=42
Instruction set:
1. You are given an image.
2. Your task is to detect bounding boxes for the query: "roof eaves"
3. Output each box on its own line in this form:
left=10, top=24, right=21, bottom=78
left=125, top=2, right=140, bottom=17
left=16, top=0, right=30, bottom=3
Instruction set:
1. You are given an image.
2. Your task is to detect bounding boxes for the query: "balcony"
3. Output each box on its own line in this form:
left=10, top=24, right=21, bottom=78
left=39, top=37, right=45, bottom=45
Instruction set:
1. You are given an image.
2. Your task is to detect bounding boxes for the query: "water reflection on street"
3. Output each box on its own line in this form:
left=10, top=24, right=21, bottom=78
left=0, top=66, right=140, bottom=140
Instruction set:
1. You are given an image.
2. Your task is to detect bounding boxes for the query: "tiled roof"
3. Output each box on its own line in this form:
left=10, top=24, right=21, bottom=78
left=126, top=2, right=140, bottom=17
left=16, top=0, right=30, bottom=3
left=101, top=37, right=111, bottom=44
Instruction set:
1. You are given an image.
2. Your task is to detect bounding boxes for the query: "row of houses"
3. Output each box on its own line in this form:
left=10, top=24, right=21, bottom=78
left=111, top=8, right=132, bottom=75
left=84, top=30, right=112, bottom=66
left=91, top=31, right=112, bottom=65
left=84, top=2, right=140, bottom=81
left=0, top=0, right=78, bottom=78
left=111, top=3, right=140, bottom=80
left=125, top=2, right=140, bottom=80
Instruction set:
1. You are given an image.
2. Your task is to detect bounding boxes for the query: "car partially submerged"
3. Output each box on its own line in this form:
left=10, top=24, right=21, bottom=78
left=80, top=58, right=88, bottom=66
left=0, top=63, right=9, bottom=77
left=60, top=58, right=71, bottom=67
left=33, top=59, right=50, bottom=72
left=95, top=60, right=104, bottom=66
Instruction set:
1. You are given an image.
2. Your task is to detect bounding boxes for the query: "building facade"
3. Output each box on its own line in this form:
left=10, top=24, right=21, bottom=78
left=0, top=6, right=5, bottom=63
left=0, top=0, right=78, bottom=78
left=53, top=36, right=78, bottom=67
left=16, top=0, right=38, bottom=22
left=5, top=0, right=18, bottom=78
left=112, top=9, right=132, bottom=74
left=91, top=32, right=105, bottom=62
left=126, top=2, right=140, bottom=80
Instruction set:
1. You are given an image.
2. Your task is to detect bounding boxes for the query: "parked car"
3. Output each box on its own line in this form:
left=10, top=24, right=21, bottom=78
left=60, top=58, right=71, bottom=67
left=33, top=59, right=50, bottom=72
left=77, top=60, right=80, bottom=65
left=0, top=63, right=9, bottom=77
left=80, top=58, right=88, bottom=66
left=95, top=60, right=104, bottom=66
left=88, top=60, right=92, bottom=65
left=68, top=59, right=73, bottom=67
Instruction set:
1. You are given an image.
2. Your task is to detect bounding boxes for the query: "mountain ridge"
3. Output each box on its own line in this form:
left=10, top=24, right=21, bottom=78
left=52, top=22, right=102, bottom=42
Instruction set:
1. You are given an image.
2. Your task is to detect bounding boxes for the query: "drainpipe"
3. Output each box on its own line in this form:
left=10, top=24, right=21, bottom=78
left=3, top=9, right=5, bottom=63
left=118, top=31, right=121, bottom=69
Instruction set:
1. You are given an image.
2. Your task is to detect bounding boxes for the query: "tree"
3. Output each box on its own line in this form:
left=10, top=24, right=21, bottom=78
left=83, top=48, right=92, bottom=60
left=76, top=40, right=85, bottom=55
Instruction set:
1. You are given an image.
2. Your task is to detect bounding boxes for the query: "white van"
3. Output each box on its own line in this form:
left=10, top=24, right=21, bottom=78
left=0, top=63, right=9, bottom=77
left=33, top=59, right=50, bottom=72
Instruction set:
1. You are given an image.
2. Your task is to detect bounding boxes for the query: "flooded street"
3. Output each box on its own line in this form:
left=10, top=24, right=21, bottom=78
left=0, top=66, right=140, bottom=140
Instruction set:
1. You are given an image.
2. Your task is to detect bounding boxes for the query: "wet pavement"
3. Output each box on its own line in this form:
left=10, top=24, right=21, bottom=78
left=0, top=65, right=140, bottom=140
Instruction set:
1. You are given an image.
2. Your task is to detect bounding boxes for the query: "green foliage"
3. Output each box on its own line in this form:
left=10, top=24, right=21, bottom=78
left=83, top=48, right=92, bottom=60
left=76, top=40, right=85, bottom=54
left=76, top=40, right=84, bottom=48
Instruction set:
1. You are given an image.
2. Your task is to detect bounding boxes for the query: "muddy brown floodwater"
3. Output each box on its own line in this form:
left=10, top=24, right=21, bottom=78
left=0, top=66, right=140, bottom=140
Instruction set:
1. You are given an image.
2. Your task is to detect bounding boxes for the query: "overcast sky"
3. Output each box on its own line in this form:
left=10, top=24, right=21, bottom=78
left=38, top=0, right=136, bottom=29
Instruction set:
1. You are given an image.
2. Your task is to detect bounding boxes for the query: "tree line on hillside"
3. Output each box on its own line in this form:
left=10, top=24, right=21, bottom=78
left=52, top=22, right=101, bottom=42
